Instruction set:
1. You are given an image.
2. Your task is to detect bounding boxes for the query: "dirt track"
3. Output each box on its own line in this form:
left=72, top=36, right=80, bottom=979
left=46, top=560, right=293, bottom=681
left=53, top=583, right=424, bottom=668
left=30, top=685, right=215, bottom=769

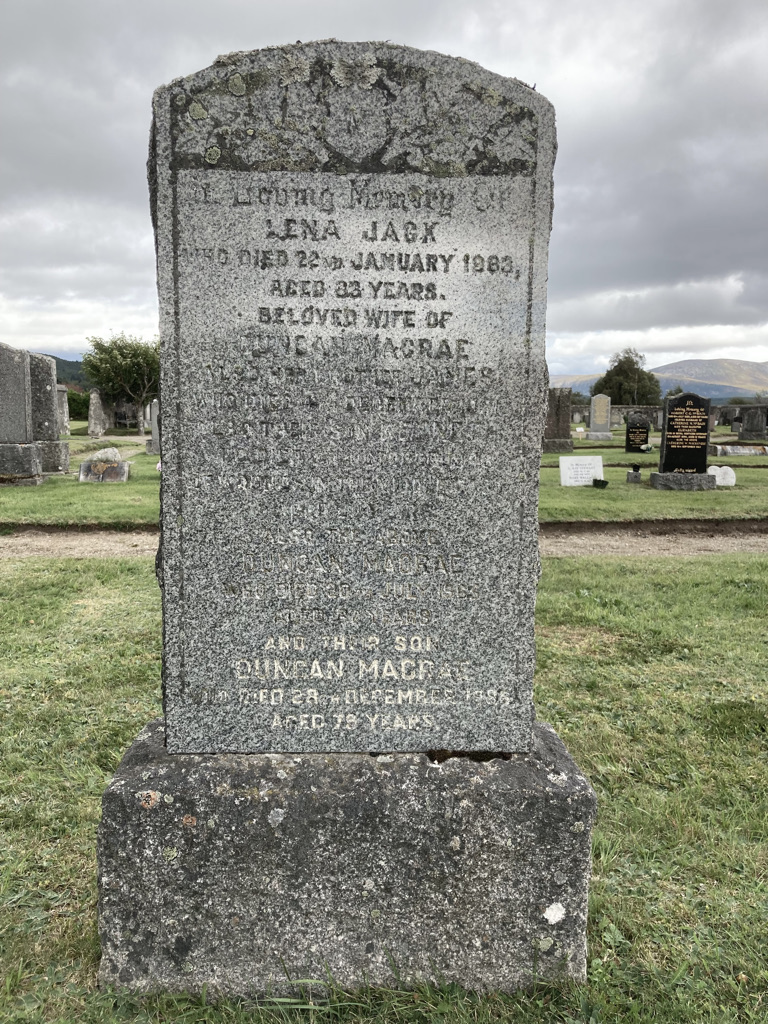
left=2, top=521, right=767, bottom=558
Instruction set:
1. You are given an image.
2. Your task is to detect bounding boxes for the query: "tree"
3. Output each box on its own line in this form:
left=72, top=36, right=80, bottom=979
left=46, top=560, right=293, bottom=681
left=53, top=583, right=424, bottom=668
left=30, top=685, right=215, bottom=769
left=591, top=348, right=661, bottom=406
left=82, top=333, right=160, bottom=434
left=665, top=386, right=683, bottom=398
left=570, top=391, right=591, bottom=406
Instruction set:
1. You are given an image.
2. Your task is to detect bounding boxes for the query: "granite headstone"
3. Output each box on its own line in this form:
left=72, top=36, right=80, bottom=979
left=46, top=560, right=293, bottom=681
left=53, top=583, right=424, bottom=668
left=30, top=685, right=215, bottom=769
left=559, top=455, right=603, bottom=486
left=29, top=353, right=69, bottom=473
left=88, top=390, right=113, bottom=437
left=738, top=406, right=767, bottom=441
left=56, top=384, right=71, bottom=436
left=543, top=387, right=573, bottom=452
left=98, top=41, right=596, bottom=998
left=625, top=413, right=649, bottom=453
left=0, top=342, right=43, bottom=484
left=587, top=393, right=611, bottom=440
left=152, top=45, right=555, bottom=757
left=651, top=391, right=714, bottom=490
left=145, top=399, right=161, bottom=454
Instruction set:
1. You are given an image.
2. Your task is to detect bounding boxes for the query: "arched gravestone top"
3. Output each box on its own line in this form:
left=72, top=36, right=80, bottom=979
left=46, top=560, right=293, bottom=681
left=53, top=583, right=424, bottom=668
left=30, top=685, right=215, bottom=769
left=150, top=41, right=549, bottom=183
left=151, top=42, right=556, bottom=754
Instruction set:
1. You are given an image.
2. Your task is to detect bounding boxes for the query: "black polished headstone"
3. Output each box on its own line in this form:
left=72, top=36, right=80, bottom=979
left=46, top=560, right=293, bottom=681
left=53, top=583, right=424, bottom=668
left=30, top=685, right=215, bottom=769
left=625, top=413, right=649, bottom=453
left=659, top=393, right=710, bottom=474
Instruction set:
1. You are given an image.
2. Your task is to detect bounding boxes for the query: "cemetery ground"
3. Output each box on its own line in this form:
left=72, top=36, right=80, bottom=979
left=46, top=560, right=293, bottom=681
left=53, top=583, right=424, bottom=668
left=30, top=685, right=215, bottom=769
left=1, top=554, right=766, bottom=1022
left=0, top=467, right=765, bottom=1022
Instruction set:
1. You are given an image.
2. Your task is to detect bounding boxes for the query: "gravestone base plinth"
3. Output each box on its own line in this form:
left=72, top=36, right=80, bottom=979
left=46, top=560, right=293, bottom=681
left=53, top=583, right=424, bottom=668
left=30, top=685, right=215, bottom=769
left=98, top=718, right=596, bottom=998
left=650, top=472, right=716, bottom=491
left=626, top=471, right=642, bottom=484
left=542, top=438, right=574, bottom=453
left=0, top=442, right=43, bottom=485
left=586, top=432, right=612, bottom=441
left=39, top=440, right=70, bottom=474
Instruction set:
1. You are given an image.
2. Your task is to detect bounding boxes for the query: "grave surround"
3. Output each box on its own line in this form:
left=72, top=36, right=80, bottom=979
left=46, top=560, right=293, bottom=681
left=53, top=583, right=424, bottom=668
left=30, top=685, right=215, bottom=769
left=98, top=41, right=596, bottom=997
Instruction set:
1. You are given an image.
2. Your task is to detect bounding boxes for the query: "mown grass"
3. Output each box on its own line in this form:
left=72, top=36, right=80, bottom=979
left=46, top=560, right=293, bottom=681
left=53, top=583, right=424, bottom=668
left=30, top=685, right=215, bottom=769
left=0, top=453, right=160, bottom=529
left=538, top=464, right=768, bottom=522
left=1, top=555, right=766, bottom=1022
left=2, top=452, right=767, bottom=530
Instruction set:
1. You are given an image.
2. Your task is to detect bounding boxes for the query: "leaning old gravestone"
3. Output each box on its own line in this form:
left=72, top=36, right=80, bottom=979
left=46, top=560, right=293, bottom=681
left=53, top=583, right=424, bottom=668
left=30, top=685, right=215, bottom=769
left=543, top=387, right=573, bottom=452
left=56, top=384, right=70, bottom=436
left=98, top=42, right=596, bottom=997
left=587, top=392, right=611, bottom=440
left=625, top=412, right=649, bottom=453
left=651, top=391, right=714, bottom=490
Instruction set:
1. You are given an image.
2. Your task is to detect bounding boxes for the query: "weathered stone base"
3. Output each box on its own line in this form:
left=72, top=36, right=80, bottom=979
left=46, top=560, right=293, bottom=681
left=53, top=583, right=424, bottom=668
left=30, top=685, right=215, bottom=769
left=39, top=440, right=70, bottom=474
left=586, top=432, right=612, bottom=441
left=626, top=471, right=642, bottom=483
left=0, top=443, right=43, bottom=485
left=542, top=438, right=574, bottom=453
left=98, top=719, right=596, bottom=998
left=650, top=472, right=716, bottom=491
left=739, top=431, right=767, bottom=442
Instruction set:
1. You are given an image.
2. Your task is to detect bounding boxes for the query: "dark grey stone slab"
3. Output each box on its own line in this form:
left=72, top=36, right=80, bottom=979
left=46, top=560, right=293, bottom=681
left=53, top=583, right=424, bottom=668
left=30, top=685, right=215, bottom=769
left=650, top=472, right=715, bottom=491
left=151, top=42, right=556, bottom=754
left=543, top=388, right=572, bottom=451
left=39, top=440, right=70, bottom=474
left=0, top=442, right=43, bottom=484
left=29, top=353, right=59, bottom=441
left=98, top=717, right=596, bottom=997
left=626, top=471, right=642, bottom=483
left=79, top=460, right=130, bottom=483
left=738, top=406, right=767, bottom=441
left=0, top=342, right=33, bottom=443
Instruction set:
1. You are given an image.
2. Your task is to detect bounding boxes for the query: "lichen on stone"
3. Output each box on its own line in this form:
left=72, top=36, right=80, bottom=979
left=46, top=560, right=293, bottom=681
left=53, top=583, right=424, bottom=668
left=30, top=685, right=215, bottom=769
left=189, top=101, right=208, bottom=120
left=330, top=53, right=379, bottom=89
left=228, top=73, right=246, bottom=96
left=278, top=52, right=311, bottom=86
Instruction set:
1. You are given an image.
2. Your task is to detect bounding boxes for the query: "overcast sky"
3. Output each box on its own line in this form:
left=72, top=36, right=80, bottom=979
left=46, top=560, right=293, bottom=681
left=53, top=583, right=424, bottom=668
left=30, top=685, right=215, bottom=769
left=1, top=0, right=766, bottom=376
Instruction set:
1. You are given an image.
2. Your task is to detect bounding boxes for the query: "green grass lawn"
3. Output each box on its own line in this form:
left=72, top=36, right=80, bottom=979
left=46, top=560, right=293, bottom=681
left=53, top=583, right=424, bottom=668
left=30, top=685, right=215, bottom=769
left=1, top=555, right=765, bottom=1022
left=1, top=449, right=766, bottom=530
left=0, top=453, right=160, bottom=529
left=539, top=465, right=768, bottom=522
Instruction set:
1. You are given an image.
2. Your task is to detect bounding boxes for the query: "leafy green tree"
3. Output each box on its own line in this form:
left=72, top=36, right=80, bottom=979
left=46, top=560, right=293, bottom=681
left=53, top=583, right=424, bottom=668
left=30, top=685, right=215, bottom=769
left=82, top=334, right=159, bottom=434
left=570, top=391, right=591, bottom=405
left=591, top=348, right=661, bottom=406
left=665, top=386, right=684, bottom=399
left=66, top=389, right=90, bottom=419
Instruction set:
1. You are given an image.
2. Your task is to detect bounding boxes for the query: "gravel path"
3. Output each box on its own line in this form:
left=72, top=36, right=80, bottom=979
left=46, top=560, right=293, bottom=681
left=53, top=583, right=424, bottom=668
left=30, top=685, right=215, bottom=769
left=2, top=522, right=768, bottom=558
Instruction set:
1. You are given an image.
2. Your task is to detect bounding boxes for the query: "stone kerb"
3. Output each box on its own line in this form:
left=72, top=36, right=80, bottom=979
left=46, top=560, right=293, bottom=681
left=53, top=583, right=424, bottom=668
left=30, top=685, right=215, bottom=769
left=98, top=41, right=596, bottom=998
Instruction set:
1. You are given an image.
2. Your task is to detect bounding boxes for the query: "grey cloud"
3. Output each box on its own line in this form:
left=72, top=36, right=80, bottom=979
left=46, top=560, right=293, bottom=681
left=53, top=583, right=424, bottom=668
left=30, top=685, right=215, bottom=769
left=1, top=0, right=766, bottom=366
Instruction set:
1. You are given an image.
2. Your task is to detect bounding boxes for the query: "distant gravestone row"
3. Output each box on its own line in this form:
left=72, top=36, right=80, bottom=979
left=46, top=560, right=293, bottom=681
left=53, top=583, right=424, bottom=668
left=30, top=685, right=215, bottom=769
left=0, top=341, right=70, bottom=484
left=97, top=41, right=596, bottom=999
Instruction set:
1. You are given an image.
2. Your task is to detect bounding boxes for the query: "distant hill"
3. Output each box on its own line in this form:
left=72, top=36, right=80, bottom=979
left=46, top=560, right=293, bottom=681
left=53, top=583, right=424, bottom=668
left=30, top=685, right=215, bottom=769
left=550, top=358, right=768, bottom=402
left=41, top=355, right=87, bottom=388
